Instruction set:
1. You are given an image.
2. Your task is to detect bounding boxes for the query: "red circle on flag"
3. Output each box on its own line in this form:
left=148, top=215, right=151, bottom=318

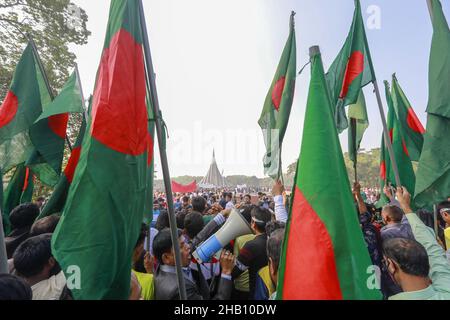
left=406, top=108, right=425, bottom=134
left=0, top=91, right=19, bottom=128
left=339, top=51, right=364, bottom=99
left=48, top=113, right=69, bottom=139
left=91, top=30, right=148, bottom=156
left=272, top=77, right=286, bottom=111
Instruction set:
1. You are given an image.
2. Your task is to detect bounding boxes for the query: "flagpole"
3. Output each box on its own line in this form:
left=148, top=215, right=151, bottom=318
left=0, top=208, right=8, bottom=274
left=350, top=117, right=358, bottom=183
left=138, top=0, right=187, bottom=300
left=28, top=36, right=73, bottom=152
left=427, top=0, right=434, bottom=22
left=372, top=80, right=402, bottom=188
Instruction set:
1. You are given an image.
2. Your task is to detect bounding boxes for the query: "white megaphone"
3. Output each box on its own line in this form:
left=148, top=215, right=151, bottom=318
left=192, top=208, right=253, bottom=263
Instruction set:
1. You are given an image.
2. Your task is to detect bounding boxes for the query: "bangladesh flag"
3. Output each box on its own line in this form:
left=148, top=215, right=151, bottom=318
left=35, top=68, right=84, bottom=122
left=3, top=163, right=34, bottom=221
left=0, top=44, right=44, bottom=174
left=276, top=47, right=381, bottom=300
left=26, top=46, right=70, bottom=187
left=35, top=69, right=86, bottom=220
left=390, top=74, right=425, bottom=162
left=326, top=0, right=375, bottom=133
left=383, top=80, right=416, bottom=198
left=348, top=91, right=369, bottom=164
left=415, top=0, right=450, bottom=207
left=52, top=0, right=153, bottom=300
left=37, top=114, right=87, bottom=220
left=376, top=84, right=396, bottom=208
left=258, top=12, right=296, bottom=180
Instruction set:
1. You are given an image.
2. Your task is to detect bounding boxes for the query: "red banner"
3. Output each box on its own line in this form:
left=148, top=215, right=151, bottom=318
left=171, top=180, right=197, bottom=193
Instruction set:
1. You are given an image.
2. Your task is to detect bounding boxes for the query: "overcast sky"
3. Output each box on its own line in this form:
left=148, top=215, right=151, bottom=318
left=70, top=0, right=444, bottom=179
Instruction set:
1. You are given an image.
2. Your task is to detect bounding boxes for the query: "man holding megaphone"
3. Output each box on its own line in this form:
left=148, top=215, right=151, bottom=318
left=191, top=206, right=272, bottom=300
left=153, top=228, right=236, bottom=300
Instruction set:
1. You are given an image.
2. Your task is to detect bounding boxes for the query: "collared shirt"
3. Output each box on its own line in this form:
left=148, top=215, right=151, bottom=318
left=273, top=195, right=287, bottom=223
left=160, top=264, right=195, bottom=284
left=160, top=264, right=230, bottom=283
left=381, top=215, right=414, bottom=242
left=389, top=213, right=450, bottom=300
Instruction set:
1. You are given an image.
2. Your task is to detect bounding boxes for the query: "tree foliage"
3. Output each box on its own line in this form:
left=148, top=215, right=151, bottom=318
left=0, top=0, right=90, bottom=99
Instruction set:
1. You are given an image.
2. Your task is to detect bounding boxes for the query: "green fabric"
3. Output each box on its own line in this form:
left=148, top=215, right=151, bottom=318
left=51, top=0, right=152, bottom=300
left=389, top=213, right=450, bottom=300
left=0, top=44, right=42, bottom=174
left=277, top=50, right=380, bottom=300
left=390, top=74, right=424, bottom=161
left=37, top=115, right=87, bottom=220
left=415, top=0, right=450, bottom=207
left=3, top=163, right=34, bottom=219
left=348, top=91, right=369, bottom=163
left=375, top=91, right=395, bottom=209
left=26, top=46, right=67, bottom=187
left=36, top=70, right=84, bottom=122
left=383, top=81, right=416, bottom=198
left=325, top=0, right=375, bottom=133
left=258, top=12, right=296, bottom=180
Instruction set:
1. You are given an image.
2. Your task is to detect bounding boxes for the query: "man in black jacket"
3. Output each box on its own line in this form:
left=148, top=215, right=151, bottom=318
left=153, top=228, right=235, bottom=300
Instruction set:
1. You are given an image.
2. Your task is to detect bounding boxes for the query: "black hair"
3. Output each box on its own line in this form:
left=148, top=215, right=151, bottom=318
left=30, top=215, right=60, bottom=237
left=239, top=205, right=256, bottom=224
left=152, top=228, right=182, bottom=265
left=267, top=228, right=285, bottom=272
left=382, top=238, right=430, bottom=277
left=182, top=196, right=189, bottom=203
left=192, top=196, right=207, bottom=213
left=265, top=221, right=286, bottom=236
left=184, top=212, right=204, bottom=239
left=13, top=234, right=55, bottom=278
left=155, top=210, right=170, bottom=231
left=9, top=203, right=40, bottom=229
left=382, top=205, right=404, bottom=223
left=176, top=211, right=187, bottom=229
left=0, top=274, right=32, bottom=300
left=251, top=206, right=272, bottom=233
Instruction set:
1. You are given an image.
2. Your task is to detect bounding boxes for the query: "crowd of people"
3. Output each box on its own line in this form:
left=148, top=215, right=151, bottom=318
left=1, top=181, right=449, bottom=300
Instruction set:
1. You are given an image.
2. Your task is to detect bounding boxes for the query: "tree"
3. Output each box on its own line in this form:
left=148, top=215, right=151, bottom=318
left=0, top=0, right=90, bottom=99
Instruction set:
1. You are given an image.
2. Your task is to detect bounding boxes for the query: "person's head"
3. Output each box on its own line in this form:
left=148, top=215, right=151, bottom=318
left=155, top=210, right=170, bottom=231
left=183, top=212, right=204, bottom=240
left=381, top=205, right=404, bottom=225
left=0, top=274, right=33, bottom=300
left=9, top=203, right=40, bottom=230
left=29, top=215, right=60, bottom=237
left=243, top=194, right=251, bottom=205
left=133, top=224, right=148, bottom=266
left=182, top=196, right=190, bottom=206
left=250, top=206, right=272, bottom=234
left=382, top=238, right=430, bottom=289
left=192, top=196, right=207, bottom=213
left=225, top=193, right=232, bottom=202
left=267, top=228, right=285, bottom=286
left=35, top=197, right=46, bottom=209
left=438, top=200, right=450, bottom=225
left=13, top=234, right=60, bottom=283
left=176, top=211, right=187, bottom=229
left=239, top=205, right=256, bottom=224
left=153, top=229, right=190, bottom=267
